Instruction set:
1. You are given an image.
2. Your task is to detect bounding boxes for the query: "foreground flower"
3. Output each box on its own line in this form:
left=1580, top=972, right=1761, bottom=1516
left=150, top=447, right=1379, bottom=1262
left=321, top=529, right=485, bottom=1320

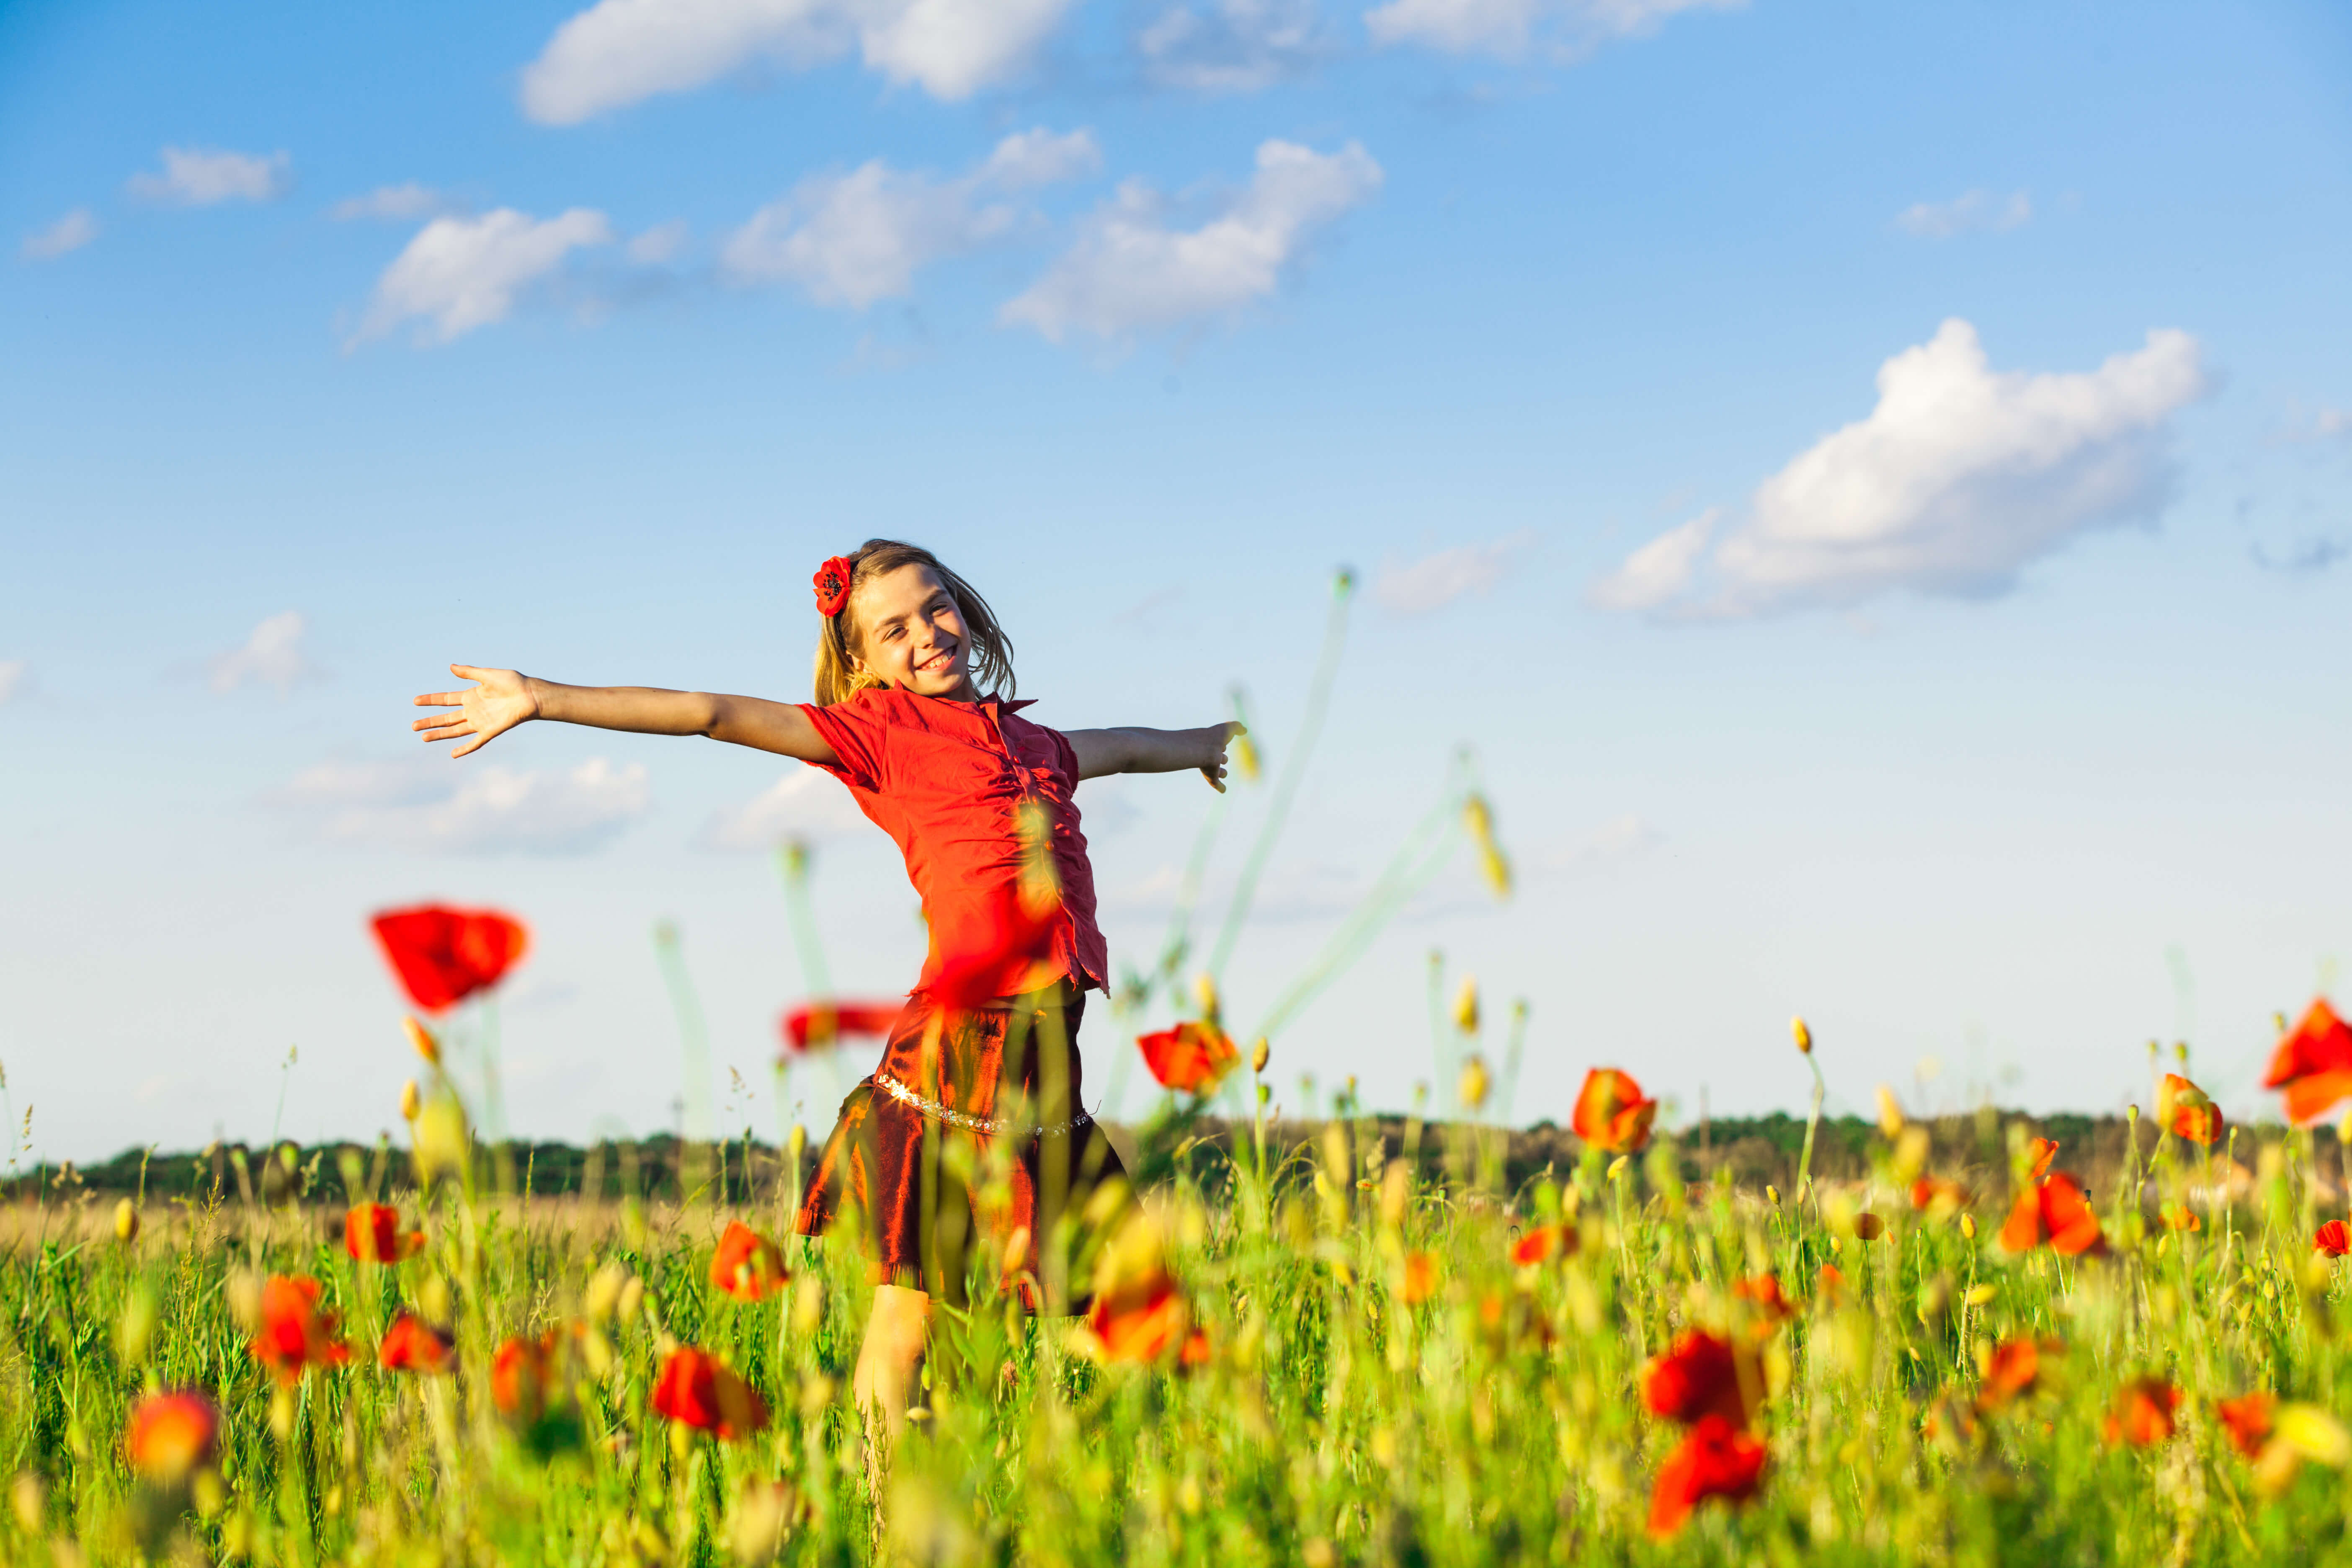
left=493, top=1332, right=559, bottom=1421
left=1910, top=1176, right=1969, bottom=1214
left=250, top=1276, right=349, bottom=1382
left=1571, top=1068, right=1658, bottom=1154
left=1399, top=1252, right=1439, bottom=1305
left=2218, top=1392, right=2276, bottom=1459
left=652, top=1346, right=769, bottom=1439
left=2246, top=1402, right=2352, bottom=1496
left=344, top=1204, right=425, bottom=1264
left=124, top=1392, right=220, bottom=1482
left=1975, top=1337, right=2057, bottom=1413
left=1136, top=1021, right=1240, bottom=1096
left=2321, top=1220, right=2352, bottom=1258
left=370, top=904, right=530, bottom=1014
left=2265, top=998, right=2352, bottom=1125
left=1999, top=1173, right=2103, bottom=1257
left=377, top=1312, right=454, bottom=1374
left=2157, top=1072, right=2223, bottom=1144
left=780, top=1000, right=902, bottom=1053
left=710, top=1220, right=789, bottom=1302
left=1083, top=1269, right=1190, bottom=1363
left=1732, top=1274, right=1793, bottom=1326
left=1509, top=1225, right=1573, bottom=1266
left=2104, top=1378, right=2182, bottom=1446
left=2157, top=1200, right=2201, bottom=1232
left=2026, top=1137, right=2059, bottom=1182
left=1648, top=1415, right=1766, bottom=1538
left=1642, top=1331, right=1753, bottom=1428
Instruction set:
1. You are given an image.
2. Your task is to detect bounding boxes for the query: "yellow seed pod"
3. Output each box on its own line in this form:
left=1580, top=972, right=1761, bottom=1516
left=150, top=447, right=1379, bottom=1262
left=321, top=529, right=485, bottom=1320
left=1875, top=1085, right=1906, bottom=1140
left=1194, top=973, right=1221, bottom=1025
left=1963, top=1282, right=1996, bottom=1306
left=1458, top=1055, right=1491, bottom=1114
left=1452, top=978, right=1480, bottom=1036
left=1606, top=1155, right=1630, bottom=1183
left=1791, top=1016, right=1813, bottom=1055
left=1230, top=727, right=1262, bottom=785
left=400, top=1079, right=421, bottom=1123
left=787, top=1123, right=807, bottom=1167
left=1960, top=1213, right=1978, bottom=1241
left=412, top=1091, right=470, bottom=1187
left=1764, top=1184, right=1780, bottom=1207
left=402, top=1016, right=440, bottom=1067
left=112, top=1197, right=139, bottom=1244
left=1250, top=1037, right=1270, bottom=1075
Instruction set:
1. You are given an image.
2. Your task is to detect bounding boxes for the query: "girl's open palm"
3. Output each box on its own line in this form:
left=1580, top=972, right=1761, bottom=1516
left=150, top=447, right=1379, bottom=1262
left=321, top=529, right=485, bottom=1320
left=413, top=665, right=537, bottom=758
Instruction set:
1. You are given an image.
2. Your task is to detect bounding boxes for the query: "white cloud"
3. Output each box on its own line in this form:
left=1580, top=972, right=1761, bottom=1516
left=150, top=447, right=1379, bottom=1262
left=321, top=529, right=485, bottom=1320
left=273, top=755, right=651, bottom=854
left=0, top=662, right=26, bottom=705
left=21, top=209, right=98, bottom=260
left=2314, top=409, right=2351, bottom=440
left=353, top=208, right=614, bottom=346
left=1896, top=189, right=2032, bottom=240
left=209, top=611, right=315, bottom=694
left=1364, top=0, right=1735, bottom=60
left=329, top=183, right=452, bottom=222
left=1590, top=320, right=2212, bottom=618
left=722, top=128, right=1096, bottom=309
left=1138, top=0, right=1331, bottom=92
left=519, top=0, right=1076, bottom=121
left=1000, top=139, right=1381, bottom=342
left=128, top=147, right=291, bottom=205
left=626, top=219, right=691, bottom=265
left=699, top=769, right=869, bottom=848
left=1374, top=529, right=1536, bottom=613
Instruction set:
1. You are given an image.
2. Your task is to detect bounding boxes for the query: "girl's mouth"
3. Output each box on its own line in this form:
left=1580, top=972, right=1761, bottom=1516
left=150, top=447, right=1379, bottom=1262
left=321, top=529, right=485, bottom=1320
left=915, top=645, right=959, bottom=675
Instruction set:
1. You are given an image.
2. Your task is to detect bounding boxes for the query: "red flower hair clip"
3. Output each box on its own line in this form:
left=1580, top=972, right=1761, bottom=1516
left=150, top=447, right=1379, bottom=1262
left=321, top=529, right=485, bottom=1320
left=812, top=555, right=855, bottom=618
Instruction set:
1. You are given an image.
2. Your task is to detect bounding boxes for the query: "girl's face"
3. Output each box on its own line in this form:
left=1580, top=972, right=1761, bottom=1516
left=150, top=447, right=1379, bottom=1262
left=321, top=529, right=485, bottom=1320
left=848, top=563, right=975, bottom=699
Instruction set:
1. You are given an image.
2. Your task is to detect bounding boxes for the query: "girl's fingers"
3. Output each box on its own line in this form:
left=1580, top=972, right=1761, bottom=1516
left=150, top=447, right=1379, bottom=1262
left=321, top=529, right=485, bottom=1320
left=413, top=691, right=465, bottom=708
left=451, top=735, right=487, bottom=758
left=449, top=664, right=486, bottom=681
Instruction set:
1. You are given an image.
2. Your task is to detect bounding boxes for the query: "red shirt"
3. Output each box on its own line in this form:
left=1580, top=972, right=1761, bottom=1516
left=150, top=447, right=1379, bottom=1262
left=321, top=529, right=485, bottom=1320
left=797, top=687, right=1108, bottom=998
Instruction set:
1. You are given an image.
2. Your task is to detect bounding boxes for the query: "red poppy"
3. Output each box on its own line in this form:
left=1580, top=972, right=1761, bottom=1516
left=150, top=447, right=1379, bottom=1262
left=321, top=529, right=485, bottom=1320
left=1648, top=1414, right=1767, bottom=1538
left=1641, top=1331, right=1752, bottom=1429
left=1509, top=1225, right=1573, bottom=1266
left=2266, top=1000, right=2352, bottom=1125
left=377, top=1312, right=454, bottom=1375
left=1178, top=1329, right=1214, bottom=1369
left=812, top=555, right=855, bottom=618
left=2158, top=1201, right=2201, bottom=1233
left=370, top=905, right=530, bottom=1014
left=1999, top=1173, right=2103, bottom=1257
left=652, top=1346, right=769, bottom=1440
left=1136, top=1021, right=1240, bottom=1096
left=930, top=885, right=1062, bottom=1010
left=2316, top=1220, right=2350, bottom=1258
left=2026, top=1137, right=2059, bottom=1182
left=344, top=1204, right=425, bottom=1264
left=1975, top=1337, right=2050, bottom=1413
left=492, top=1332, right=559, bottom=1422
left=710, top=1220, right=789, bottom=1302
left=1399, top=1252, right=1439, bottom=1305
left=1815, top=1264, right=1847, bottom=1302
left=1571, top=1068, right=1657, bottom=1154
left=124, top=1392, right=220, bottom=1481
left=1910, top=1176, right=1970, bottom=1212
left=1085, top=1271, right=1190, bottom=1363
left=2103, top=1377, right=2182, bottom=1446
left=2157, top=1073, right=2223, bottom=1145
left=780, top=1000, right=903, bottom=1053
left=250, top=1275, right=349, bottom=1382
left=1852, top=1212, right=1885, bottom=1241
left=2217, top=1392, right=2276, bottom=1460
left=1732, top=1275, right=1792, bottom=1324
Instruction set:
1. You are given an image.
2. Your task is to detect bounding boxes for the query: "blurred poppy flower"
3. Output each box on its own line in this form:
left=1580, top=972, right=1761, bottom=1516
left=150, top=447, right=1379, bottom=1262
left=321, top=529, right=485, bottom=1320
left=2026, top=1137, right=2059, bottom=1182
left=1999, top=1173, right=2103, bottom=1257
left=781, top=1000, right=903, bottom=1054
left=377, top=1312, right=454, bottom=1375
left=1571, top=1068, right=1657, bottom=1154
left=1910, top=1176, right=1969, bottom=1214
left=1083, top=1269, right=1190, bottom=1363
left=1852, top=1212, right=1885, bottom=1241
left=1975, top=1337, right=2055, bottom=1413
left=493, top=1332, right=559, bottom=1422
left=652, top=1346, right=769, bottom=1440
left=1510, top=1225, right=1573, bottom=1266
left=1648, top=1414, right=1766, bottom=1538
left=2157, top=1073, right=2223, bottom=1144
left=2104, top=1377, right=2182, bottom=1446
left=710, top=1220, right=789, bottom=1302
left=370, top=905, right=529, bottom=1014
left=1399, top=1252, right=1439, bottom=1305
left=1641, top=1331, right=1753, bottom=1428
left=344, top=1204, right=425, bottom=1264
left=124, top=1392, right=220, bottom=1481
left=1178, top=1329, right=1214, bottom=1369
left=250, top=1275, right=349, bottom=1382
left=1137, top=1021, right=1240, bottom=1096
left=2218, top=1392, right=2276, bottom=1460
left=931, top=885, right=1062, bottom=1010
left=2158, top=1201, right=2201, bottom=1232
left=2265, top=999, right=2352, bottom=1125
left=1815, top=1264, right=1847, bottom=1303
left=2316, top=1220, right=2350, bottom=1258
left=1733, top=1275, right=1792, bottom=1324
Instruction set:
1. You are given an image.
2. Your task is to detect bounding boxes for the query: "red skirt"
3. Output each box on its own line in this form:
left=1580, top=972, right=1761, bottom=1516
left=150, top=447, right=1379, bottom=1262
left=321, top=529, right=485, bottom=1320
left=794, top=983, right=1129, bottom=1309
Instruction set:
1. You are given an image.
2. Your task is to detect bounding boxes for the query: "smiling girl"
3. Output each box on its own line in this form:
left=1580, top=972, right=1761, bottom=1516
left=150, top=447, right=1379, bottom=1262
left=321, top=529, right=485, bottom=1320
left=411, top=538, right=1238, bottom=1433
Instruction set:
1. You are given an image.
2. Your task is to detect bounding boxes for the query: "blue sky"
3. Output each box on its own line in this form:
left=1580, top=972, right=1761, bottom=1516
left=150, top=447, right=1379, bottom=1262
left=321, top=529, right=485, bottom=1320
left=3, top=0, right=2350, bottom=1163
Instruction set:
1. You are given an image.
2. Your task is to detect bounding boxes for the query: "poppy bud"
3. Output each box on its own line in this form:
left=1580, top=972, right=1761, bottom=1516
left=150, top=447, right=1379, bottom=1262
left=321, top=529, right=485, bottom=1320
left=1791, top=1016, right=1813, bottom=1055
left=113, top=1197, right=139, bottom=1244
left=1764, top=1185, right=1779, bottom=1207
left=1607, top=1155, right=1629, bottom=1182
left=1961, top=1213, right=1978, bottom=1240
left=1194, top=973, right=1221, bottom=1026
left=787, top=1123, right=807, bottom=1167
left=400, top=1080, right=421, bottom=1123
left=1459, top=1055, right=1491, bottom=1114
left=412, top=1091, right=469, bottom=1187
left=1876, top=1086, right=1905, bottom=1140
left=1250, top=1037, right=1270, bottom=1075
left=402, top=1016, right=440, bottom=1067
left=1453, top=978, right=1480, bottom=1036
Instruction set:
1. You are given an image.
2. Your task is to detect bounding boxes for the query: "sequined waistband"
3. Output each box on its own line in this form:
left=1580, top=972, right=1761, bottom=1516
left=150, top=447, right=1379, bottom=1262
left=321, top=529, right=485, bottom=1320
left=872, top=1069, right=1094, bottom=1137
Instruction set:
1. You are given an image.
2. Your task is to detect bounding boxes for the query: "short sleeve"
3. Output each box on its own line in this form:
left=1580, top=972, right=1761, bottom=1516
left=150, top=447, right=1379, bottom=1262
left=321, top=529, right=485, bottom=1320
left=1045, top=726, right=1081, bottom=786
left=796, top=699, right=886, bottom=793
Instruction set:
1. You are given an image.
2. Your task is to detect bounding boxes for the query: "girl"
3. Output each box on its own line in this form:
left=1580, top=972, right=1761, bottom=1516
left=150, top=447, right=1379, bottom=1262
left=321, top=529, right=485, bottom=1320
left=411, top=538, right=1238, bottom=1429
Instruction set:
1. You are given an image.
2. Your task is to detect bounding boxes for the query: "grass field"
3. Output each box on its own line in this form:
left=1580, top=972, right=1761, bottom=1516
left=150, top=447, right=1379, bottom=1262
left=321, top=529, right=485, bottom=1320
left=5, top=1031, right=2352, bottom=1568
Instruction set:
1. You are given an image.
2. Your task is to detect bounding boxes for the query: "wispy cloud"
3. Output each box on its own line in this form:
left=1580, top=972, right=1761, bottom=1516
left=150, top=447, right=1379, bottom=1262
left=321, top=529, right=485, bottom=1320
left=329, top=183, right=453, bottom=222
left=128, top=147, right=291, bottom=205
left=21, top=209, right=98, bottom=260
left=1001, top=139, right=1380, bottom=342
left=1895, top=188, right=2032, bottom=240
left=1364, top=0, right=1737, bottom=61
left=699, top=769, right=869, bottom=848
left=722, top=129, right=1098, bottom=310
left=1137, top=0, right=1333, bottom=92
left=0, top=661, right=27, bottom=706
left=209, top=611, right=316, bottom=694
left=271, top=755, right=651, bottom=854
left=519, top=0, right=1077, bottom=122
left=2251, top=537, right=2347, bottom=578
left=1591, top=320, right=2211, bottom=619
left=1374, top=529, right=1536, bottom=614
left=352, top=208, right=614, bottom=346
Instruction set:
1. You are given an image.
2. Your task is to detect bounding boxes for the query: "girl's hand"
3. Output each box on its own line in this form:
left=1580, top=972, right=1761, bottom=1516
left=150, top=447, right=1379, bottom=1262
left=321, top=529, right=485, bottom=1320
left=1200, top=721, right=1245, bottom=793
left=412, top=665, right=539, bottom=758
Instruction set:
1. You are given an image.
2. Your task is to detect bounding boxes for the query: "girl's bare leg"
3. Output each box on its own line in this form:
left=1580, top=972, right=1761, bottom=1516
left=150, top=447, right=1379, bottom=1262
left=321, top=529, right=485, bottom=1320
left=854, top=1284, right=931, bottom=1439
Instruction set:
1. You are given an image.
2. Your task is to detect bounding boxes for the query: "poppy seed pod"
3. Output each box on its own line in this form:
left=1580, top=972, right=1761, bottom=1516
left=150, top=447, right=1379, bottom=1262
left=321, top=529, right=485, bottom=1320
left=1459, top=1055, right=1491, bottom=1114
left=1250, top=1037, right=1270, bottom=1075
left=1791, top=1016, right=1813, bottom=1055
left=1453, top=978, right=1480, bottom=1036
left=113, top=1197, right=139, bottom=1244
left=400, top=1079, right=421, bottom=1123
left=402, top=1016, right=440, bottom=1067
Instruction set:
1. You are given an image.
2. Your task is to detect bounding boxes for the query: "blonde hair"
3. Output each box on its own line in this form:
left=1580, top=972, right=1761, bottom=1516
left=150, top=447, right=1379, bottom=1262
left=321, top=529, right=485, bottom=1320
left=811, top=539, right=1016, bottom=707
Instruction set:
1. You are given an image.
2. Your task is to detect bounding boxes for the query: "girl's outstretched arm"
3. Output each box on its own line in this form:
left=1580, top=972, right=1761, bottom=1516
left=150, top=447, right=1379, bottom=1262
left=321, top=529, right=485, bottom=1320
left=411, top=665, right=838, bottom=763
left=1064, top=723, right=1243, bottom=793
